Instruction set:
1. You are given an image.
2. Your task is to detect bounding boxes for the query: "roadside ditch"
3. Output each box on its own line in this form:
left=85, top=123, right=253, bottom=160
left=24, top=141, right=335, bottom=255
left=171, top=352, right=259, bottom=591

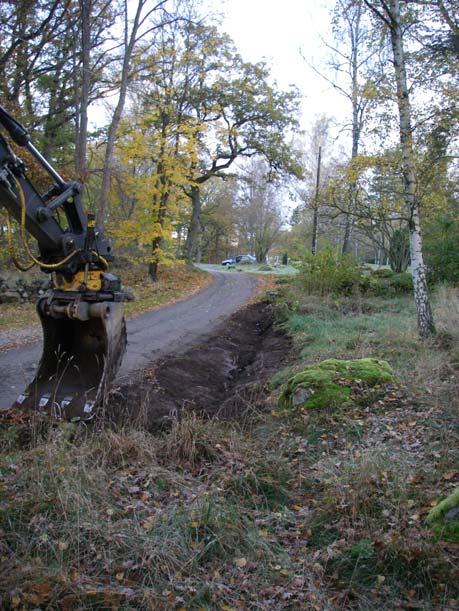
left=108, top=300, right=291, bottom=429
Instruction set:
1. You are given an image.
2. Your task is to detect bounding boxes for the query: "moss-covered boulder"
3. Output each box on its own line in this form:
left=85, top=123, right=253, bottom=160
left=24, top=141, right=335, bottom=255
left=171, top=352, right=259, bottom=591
left=279, top=358, right=394, bottom=411
left=426, top=487, right=459, bottom=543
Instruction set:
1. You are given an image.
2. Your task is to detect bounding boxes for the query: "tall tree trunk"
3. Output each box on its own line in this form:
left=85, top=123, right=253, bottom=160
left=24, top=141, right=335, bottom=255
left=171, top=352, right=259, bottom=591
left=195, top=227, right=203, bottom=263
left=148, top=242, right=160, bottom=282
left=341, top=214, right=352, bottom=255
left=215, top=233, right=220, bottom=262
left=185, top=185, right=201, bottom=261
left=75, top=0, right=91, bottom=179
left=388, top=0, right=435, bottom=337
left=311, top=146, right=321, bottom=254
left=342, top=117, right=359, bottom=254
left=148, top=119, right=170, bottom=282
left=97, top=0, right=143, bottom=226
left=342, top=2, right=362, bottom=255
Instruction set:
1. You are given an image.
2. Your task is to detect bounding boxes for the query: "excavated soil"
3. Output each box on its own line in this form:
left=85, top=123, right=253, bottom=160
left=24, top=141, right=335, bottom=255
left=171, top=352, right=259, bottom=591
left=108, top=301, right=291, bottom=429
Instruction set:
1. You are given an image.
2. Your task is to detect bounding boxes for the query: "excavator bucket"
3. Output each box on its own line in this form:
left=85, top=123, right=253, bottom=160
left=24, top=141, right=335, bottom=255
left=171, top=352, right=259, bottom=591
left=14, top=300, right=126, bottom=420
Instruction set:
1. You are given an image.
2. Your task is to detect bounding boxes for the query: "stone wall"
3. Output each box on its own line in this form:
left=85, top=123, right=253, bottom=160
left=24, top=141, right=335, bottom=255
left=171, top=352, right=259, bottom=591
left=0, top=276, right=50, bottom=304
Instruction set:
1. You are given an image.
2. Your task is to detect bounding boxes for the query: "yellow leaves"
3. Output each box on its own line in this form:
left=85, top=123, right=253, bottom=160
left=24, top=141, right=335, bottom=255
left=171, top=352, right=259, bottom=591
left=344, top=154, right=382, bottom=183
left=361, top=80, right=379, bottom=101
left=234, top=557, right=247, bottom=568
left=112, top=110, right=199, bottom=263
left=142, top=515, right=156, bottom=531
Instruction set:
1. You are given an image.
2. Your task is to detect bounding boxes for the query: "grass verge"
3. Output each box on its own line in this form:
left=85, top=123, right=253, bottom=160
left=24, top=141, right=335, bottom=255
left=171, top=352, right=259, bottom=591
left=202, top=263, right=299, bottom=276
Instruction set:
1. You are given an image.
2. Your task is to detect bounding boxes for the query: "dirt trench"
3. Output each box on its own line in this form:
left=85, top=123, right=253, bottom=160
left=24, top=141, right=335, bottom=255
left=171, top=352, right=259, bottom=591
left=108, top=301, right=291, bottom=429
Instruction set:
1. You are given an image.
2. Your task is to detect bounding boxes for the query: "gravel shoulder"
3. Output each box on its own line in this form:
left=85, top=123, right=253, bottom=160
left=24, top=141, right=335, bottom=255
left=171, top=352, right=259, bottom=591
left=0, top=269, right=258, bottom=408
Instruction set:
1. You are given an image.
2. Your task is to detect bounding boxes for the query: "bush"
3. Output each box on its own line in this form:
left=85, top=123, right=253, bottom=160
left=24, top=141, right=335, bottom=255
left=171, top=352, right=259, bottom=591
left=424, top=213, right=459, bottom=284
left=298, top=247, right=360, bottom=296
left=362, top=271, right=413, bottom=296
left=371, top=268, right=395, bottom=279
left=390, top=272, right=413, bottom=292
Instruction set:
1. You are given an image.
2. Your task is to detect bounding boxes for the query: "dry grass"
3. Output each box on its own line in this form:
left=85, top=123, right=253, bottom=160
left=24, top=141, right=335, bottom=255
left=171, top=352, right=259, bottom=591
left=0, top=286, right=458, bottom=609
left=434, top=285, right=459, bottom=340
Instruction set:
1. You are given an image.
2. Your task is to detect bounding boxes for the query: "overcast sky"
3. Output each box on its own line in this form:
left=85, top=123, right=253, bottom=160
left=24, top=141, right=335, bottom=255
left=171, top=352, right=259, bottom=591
left=219, top=0, right=349, bottom=133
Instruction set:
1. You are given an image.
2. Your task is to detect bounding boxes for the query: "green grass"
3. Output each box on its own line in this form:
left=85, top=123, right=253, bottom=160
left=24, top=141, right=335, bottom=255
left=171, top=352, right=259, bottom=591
left=201, top=262, right=299, bottom=275
left=285, top=295, right=419, bottom=372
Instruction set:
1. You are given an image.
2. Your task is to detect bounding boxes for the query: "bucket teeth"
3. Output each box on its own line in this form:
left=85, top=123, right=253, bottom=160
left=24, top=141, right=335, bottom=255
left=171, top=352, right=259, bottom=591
left=13, top=299, right=126, bottom=420
left=60, top=397, right=73, bottom=410
left=83, top=400, right=95, bottom=415
left=38, top=394, right=51, bottom=408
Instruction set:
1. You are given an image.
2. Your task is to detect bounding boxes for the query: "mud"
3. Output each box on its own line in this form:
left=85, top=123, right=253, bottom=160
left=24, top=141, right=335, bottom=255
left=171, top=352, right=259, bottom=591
left=108, top=302, right=291, bottom=429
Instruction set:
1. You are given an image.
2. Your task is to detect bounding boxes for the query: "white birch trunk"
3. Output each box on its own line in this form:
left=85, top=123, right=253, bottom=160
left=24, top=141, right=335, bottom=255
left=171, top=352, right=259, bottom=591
left=388, top=0, right=435, bottom=337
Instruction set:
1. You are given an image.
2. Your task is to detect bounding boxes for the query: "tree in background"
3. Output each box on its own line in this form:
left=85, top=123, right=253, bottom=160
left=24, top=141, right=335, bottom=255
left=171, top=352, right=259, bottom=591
left=96, top=0, right=177, bottom=225
left=109, top=108, right=197, bottom=282
left=181, top=52, right=301, bottom=261
left=322, top=0, right=380, bottom=253
left=295, top=115, right=336, bottom=255
left=235, top=159, right=285, bottom=263
left=199, top=178, right=239, bottom=263
left=0, top=0, right=119, bottom=169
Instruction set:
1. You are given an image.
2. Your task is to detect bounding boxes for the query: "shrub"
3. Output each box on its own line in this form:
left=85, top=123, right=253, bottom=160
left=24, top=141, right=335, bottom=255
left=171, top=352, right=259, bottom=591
left=424, top=213, right=459, bottom=284
left=298, top=247, right=360, bottom=296
left=371, top=268, right=395, bottom=279
left=363, top=271, right=413, bottom=296
left=390, top=271, right=413, bottom=293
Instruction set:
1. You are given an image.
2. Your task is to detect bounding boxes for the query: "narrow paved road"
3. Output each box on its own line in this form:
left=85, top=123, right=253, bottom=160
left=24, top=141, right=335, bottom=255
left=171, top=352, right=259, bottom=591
left=0, top=268, right=258, bottom=408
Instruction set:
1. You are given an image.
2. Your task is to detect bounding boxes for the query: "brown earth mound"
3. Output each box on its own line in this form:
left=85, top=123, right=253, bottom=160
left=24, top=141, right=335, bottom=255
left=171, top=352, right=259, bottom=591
left=107, top=301, right=291, bottom=429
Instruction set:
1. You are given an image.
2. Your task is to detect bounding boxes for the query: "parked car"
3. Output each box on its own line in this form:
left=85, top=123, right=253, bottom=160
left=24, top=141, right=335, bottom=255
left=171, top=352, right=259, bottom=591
left=221, top=258, right=236, bottom=266
left=235, top=254, right=256, bottom=264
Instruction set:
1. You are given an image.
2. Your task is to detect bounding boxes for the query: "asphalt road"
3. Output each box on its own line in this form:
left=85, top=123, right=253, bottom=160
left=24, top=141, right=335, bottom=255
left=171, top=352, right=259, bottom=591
left=0, top=267, right=258, bottom=409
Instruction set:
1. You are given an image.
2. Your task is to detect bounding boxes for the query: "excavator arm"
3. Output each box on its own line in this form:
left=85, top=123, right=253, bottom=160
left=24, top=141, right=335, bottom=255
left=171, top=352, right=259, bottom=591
left=0, top=106, right=126, bottom=420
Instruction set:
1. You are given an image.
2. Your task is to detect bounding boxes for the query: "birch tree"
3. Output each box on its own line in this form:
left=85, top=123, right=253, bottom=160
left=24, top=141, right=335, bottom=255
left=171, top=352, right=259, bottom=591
left=296, top=115, right=334, bottom=256
left=362, top=0, right=435, bottom=337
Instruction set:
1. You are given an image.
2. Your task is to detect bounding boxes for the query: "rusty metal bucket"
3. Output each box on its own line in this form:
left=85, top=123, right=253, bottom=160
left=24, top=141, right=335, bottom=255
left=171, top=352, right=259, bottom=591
left=14, top=299, right=126, bottom=420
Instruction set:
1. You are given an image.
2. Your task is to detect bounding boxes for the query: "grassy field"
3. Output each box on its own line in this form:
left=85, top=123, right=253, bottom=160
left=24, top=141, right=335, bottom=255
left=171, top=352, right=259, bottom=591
left=0, top=264, right=210, bottom=333
left=0, top=281, right=457, bottom=609
left=202, top=262, right=300, bottom=276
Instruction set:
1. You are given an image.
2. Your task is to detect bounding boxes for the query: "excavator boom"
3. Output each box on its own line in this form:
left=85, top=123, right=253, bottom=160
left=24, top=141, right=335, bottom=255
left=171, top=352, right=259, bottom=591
left=0, top=106, right=126, bottom=420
